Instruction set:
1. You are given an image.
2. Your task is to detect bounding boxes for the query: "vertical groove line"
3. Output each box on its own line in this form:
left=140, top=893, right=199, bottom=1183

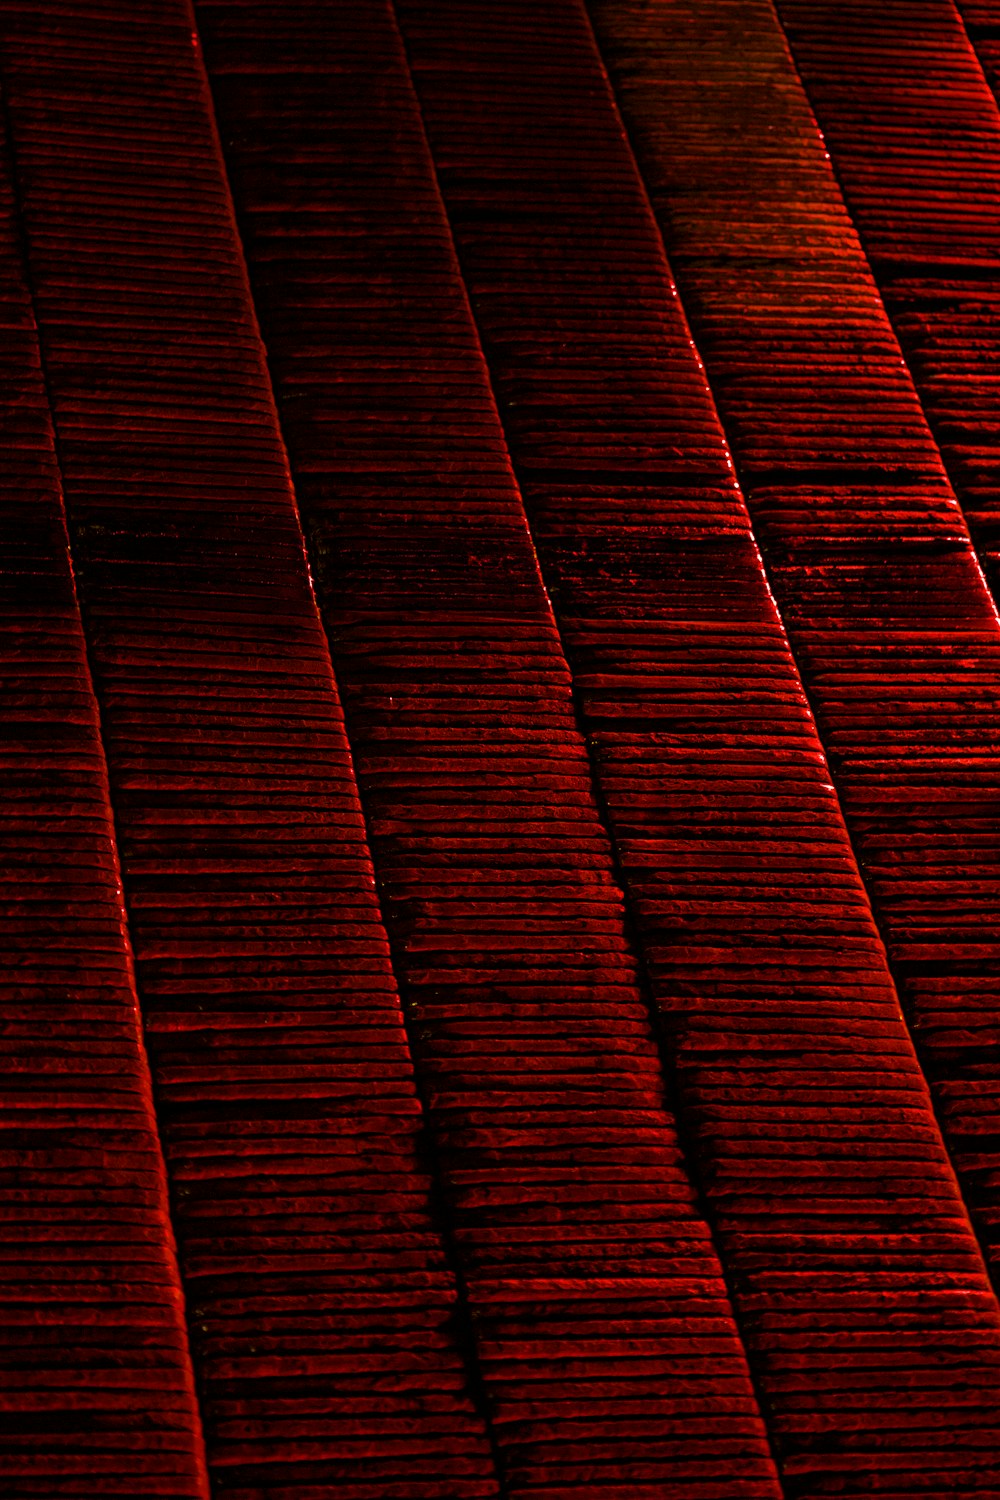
left=577, top=0, right=1000, bottom=1291
left=382, top=0, right=792, bottom=1483
left=768, top=0, right=1000, bottom=645
left=760, top=0, right=1000, bottom=1284
left=182, top=5, right=511, bottom=1487
left=0, top=67, right=212, bottom=1495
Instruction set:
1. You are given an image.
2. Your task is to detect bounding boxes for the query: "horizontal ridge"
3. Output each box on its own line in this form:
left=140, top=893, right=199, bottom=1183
left=0, top=4, right=499, bottom=1494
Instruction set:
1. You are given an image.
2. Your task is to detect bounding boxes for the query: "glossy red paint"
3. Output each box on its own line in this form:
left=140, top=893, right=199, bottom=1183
left=0, top=1, right=997, bottom=1495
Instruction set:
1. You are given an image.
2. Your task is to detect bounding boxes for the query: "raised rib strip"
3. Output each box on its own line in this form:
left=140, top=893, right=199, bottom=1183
left=0, top=107, right=208, bottom=1500
left=772, top=0, right=1000, bottom=601
left=588, top=0, right=1000, bottom=1366
left=766, top=0, right=1000, bottom=1279
left=0, top=4, right=498, bottom=1494
left=959, top=0, right=1000, bottom=92
left=197, top=0, right=1000, bottom=1493
left=192, top=1, right=784, bottom=1496
left=391, top=0, right=1000, bottom=1493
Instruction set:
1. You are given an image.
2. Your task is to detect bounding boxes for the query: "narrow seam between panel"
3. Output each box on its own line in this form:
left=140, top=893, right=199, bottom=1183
left=760, top=0, right=1000, bottom=1284
left=0, top=65, right=212, bottom=1499
left=579, top=0, right=1000, bottom=1307
left=182, top=5, right=510, bottom=1489
left=769, top=0, right=1000, bottom=646
left=385, top=0, right=791, bottom=1486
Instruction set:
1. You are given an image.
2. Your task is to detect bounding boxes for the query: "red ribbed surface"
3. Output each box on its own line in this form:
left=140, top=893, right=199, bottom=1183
left=2, top=0, right=1000, bottom=1496
left=0, top=5, right=495, bottom=1495
left=962, top=0, right=1000, bottom=104
left=387, top=2, right=1000, bottom=1492
left=192, top=4, right=780, bottom=1496
left=761, top=0, right=1000, bottom=1288
left=0, top=104, right=208, bottom=1500
left=773, top=0, right=1000, bottom=591
left=590, top=0, right=1000, bottom=1297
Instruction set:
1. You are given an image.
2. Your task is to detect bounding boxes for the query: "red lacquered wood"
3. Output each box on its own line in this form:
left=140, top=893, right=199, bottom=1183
left=957, top=1, right=1000, bottom=96
left=589, top=0, right=1000, bottom=1376
left=0, top=111, right=208, bottom=1500
left=197, top=0, right=1000, bottom=1492
left=391, top=0, right=1000, bottom=1493
left=0, top=4, right=499, bottom=1495
left=773, top=0, right=1000, bottom=594
left=192, top=2, right=784, bottom=1497
left=768, top=0, right=1000, bottom=1286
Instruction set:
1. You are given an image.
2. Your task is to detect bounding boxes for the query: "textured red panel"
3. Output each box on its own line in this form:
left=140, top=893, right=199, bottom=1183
left=589, top=0, right=1000, bottom=1353
left=957, top=0, right=1000, bottom=96
left=769, top=0, right=1000, bottom=1278
left=0, top=106, right=208, bottom=1500
left=196, top=0, right=1000, bottom=1493
left=4, top=0, right=1000, bottom=1492
left=192, top=2, right=785, bottom=1497
left=396, top=0, right=1000, bottom=1492
left=0, top=4, right=498, bottom=1495
left=773, top=0, right=1000, bottom=587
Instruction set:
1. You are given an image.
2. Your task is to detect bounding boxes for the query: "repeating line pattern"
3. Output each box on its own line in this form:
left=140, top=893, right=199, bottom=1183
left=589, top=0, right=1000, bottom=1347
left=392, top=0, right=1000, bottom=1492
left=192, top=1, right=786, bottom=1497
left=199, top=0, right=1000, bottom=1493
left=770, top=0, right=1000, bottom=1283
left=2, top=0, right=1000, bottom=1493
left=0, top=106, right=208, bottom=1500
left=960, top=0, right=1000, bottom=95
left=773, top=0, right=1000, bottom=606
left=0, top=3, right=498, bottom=1495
